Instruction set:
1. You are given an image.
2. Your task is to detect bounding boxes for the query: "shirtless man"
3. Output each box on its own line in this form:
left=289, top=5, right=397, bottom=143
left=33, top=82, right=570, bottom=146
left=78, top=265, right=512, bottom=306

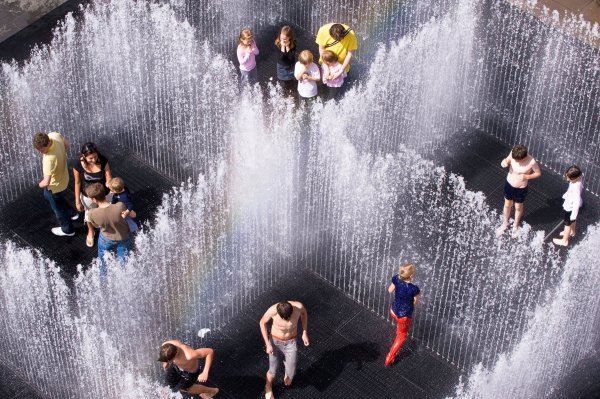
left=496, top=144, right=541, bottom=238
left=259, top=301, right=309, bottom=399
left=157, top=340, right=219, bottom=398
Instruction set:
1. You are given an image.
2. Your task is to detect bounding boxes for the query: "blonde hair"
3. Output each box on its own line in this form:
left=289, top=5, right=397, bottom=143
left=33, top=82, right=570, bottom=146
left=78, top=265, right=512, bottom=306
left=298, top=50, right=313, bottom=65
left=399, top=262, right=415, bottom=281
left=238, top=28, right=253, bottom=46
left=108, top=176, right=125, bottom=193
left=321, top=50, right=338, bottom=64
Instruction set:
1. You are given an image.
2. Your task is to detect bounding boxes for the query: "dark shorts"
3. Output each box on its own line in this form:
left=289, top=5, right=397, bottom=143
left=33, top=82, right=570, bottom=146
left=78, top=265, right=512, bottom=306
left=276, top=63, right=295, bottom=80
left=504, top=181, right=528, bottom=203
left=563, top=210, right=576, bottom=226
left=166, top=360, right=202, bottom=391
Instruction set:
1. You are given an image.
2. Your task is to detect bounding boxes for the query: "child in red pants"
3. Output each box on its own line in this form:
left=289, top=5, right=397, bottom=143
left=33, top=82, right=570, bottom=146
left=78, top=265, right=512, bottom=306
left=385, top=263, right=421, bottom=366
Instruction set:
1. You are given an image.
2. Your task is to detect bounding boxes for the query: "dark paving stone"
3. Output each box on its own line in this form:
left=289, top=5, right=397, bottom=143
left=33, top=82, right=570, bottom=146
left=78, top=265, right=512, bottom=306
left=0, top=362, right=44, bottom=399
left=200, top=269, right=462, bottom=399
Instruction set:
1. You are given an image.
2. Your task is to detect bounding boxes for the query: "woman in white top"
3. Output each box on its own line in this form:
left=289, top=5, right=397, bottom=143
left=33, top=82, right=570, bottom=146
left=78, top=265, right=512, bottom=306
left=553, top=165, right=583, bottom=247
left=294, top=50, right=320, bottom=99
left=496, top=144, right=542, bottom=238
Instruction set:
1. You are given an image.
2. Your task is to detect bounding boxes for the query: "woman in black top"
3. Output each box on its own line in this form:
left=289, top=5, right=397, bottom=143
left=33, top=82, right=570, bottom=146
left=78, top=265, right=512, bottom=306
left=72, top=142, right=112, bottom=247
left=275, top=25, right=297, bottom=93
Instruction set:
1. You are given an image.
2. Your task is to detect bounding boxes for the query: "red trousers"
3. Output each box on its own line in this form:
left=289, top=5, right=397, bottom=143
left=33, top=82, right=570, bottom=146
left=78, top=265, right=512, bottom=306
left=385, top=309, right=412, bottom=366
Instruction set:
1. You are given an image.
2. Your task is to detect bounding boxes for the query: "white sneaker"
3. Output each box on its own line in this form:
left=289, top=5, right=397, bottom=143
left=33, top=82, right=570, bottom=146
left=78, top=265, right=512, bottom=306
left=71, top=213, right=80, bottom=221
left=51, top=227, right=75, bottom=237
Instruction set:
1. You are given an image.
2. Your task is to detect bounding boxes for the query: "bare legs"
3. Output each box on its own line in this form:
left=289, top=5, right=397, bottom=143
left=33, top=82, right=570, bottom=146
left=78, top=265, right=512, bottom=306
left=496, top=199, right=524, bottom=238
left=265, top=372, right=275, bottom=399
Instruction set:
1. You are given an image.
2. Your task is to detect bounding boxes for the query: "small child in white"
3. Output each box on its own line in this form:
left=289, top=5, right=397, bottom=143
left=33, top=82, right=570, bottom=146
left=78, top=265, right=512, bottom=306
left=294, top=50, right=320, bottom=100
left=553, top=165, right=583, bottom=247
left=321, top=49, right=347, bottom=100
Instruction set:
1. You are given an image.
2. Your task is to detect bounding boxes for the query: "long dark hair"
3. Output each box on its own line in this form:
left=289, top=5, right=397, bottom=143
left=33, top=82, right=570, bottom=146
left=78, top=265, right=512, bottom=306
left=79, top=142, right=101, bottom=165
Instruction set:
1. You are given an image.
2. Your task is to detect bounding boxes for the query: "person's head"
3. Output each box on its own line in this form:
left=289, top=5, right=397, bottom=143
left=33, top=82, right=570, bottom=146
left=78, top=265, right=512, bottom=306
left=399, top=262, right=416, bottom=281
left=157, top=343, right=178, bottom=362
left=298, top=50, right=314, bottom=65
left=511, top=144, right=528, bottom=161
left=238, top=28, right=254, bottom=47
left=108, top=177, right=125, bottom=194
left=565, top=165, right=582, bottom=182
left=321, top=50, right=338, bottom=65
left=85, top=182, right=106, bottom=202
left=329, top=23, right=348, bottom=41
left=80, top=142, right=101, bottom=165
left=276, top=301, right=293, bottom=320
left=275, top=25, right=296, bottom=50
left=32, top=132, right=51, bottom=153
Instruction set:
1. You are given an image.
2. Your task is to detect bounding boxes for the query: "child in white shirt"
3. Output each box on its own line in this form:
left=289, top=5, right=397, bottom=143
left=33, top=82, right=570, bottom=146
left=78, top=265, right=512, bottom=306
left=294, top=50, right=320, bottom=100
left=553, top=165, right=583, bottom=247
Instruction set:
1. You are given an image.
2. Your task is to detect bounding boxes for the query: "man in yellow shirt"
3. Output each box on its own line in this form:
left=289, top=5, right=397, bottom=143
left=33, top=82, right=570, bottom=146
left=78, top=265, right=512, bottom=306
left=33, top=132, right=76, bottom=236
left=316, top=23, right=358, bottom=76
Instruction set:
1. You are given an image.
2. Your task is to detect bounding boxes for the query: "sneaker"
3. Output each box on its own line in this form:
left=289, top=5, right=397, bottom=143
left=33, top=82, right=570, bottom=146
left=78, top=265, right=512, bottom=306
left=71, top=213, right=80, bottom=221
left=51, top=227, right=75, bottom=237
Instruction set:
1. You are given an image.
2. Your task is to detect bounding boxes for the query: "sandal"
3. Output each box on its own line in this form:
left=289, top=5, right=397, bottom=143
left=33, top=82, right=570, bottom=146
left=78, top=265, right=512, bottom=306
left=86, top=233, right=95, bottom=247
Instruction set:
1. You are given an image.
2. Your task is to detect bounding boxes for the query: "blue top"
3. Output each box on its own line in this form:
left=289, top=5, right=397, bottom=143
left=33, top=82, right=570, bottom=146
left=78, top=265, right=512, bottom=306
left=391, top=275, right=420, bottom=318
left=111, top=187, right=134, bottom=211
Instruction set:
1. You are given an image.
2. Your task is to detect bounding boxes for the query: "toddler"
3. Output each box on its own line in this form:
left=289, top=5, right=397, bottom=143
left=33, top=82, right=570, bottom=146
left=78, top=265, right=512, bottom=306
left=321, top=49, right=347, bottom=100
left=108, top=177, right=138, bottom=234
left=294, top=50, right=320, bottom=100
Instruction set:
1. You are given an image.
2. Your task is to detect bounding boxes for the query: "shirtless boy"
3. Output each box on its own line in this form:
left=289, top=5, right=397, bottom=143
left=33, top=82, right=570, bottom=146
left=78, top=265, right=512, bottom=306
left=259, top=301, right=309, bottom=399
left=496, top=144, right=541, bottom=238
left=157, top=340, right=219, bottom=398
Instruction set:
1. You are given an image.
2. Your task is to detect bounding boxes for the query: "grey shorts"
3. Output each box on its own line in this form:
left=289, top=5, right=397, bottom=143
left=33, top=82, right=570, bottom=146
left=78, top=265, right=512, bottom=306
left=268, top=337, right=297, bottom=380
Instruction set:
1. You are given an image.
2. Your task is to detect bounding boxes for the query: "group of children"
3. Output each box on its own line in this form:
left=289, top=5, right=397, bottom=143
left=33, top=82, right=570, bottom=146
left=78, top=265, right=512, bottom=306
left=496, top=144, right=583, bottom=247
left=237, top=25, right=347, bottom=100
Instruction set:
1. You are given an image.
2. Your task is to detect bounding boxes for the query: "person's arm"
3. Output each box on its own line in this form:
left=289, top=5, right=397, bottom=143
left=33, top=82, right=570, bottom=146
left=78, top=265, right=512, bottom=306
left=104, top=162, right=112, bottom=188
left=524, top=161, right=542, bottom=181
left=196, top=348, right=214, bottom=382
left=38, top=175, right=51, bottom=188
left=414, top=294, right=420, bottom=305
left=259, top=306, right=276, bottom=354
left=310, top=65, right=321, bottom=82
left=63, top=137, right=70, bottom=150
left=387, top=282, right=395, bottom=294
left=322, top=63, right=330, bottom=83
left=297, top=303, right=309, bottom=346
left=252, top=41, right=259, bottom=55
left=73, top=167, right=84, bottom=211
left=294, top=64, right=307, bottom=81
left=237, top=46, right=250, bottom=64
left=338, top=51, right=353, bottom=75
left=318, top=45, right=325, bottom=57
left=500, top=152, right=511, bottom=168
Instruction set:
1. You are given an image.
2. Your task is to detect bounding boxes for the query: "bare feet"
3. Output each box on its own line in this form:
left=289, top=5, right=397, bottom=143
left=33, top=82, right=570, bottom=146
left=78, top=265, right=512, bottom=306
left=559, top=231, right=575, bottom=237
left=495, top=224, right=508, bottom=237
left=199, top=387, right=219, bottom=398
left=553, top=238, right=569, bottom=247
left=510, top=227, right=519, bottom=239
